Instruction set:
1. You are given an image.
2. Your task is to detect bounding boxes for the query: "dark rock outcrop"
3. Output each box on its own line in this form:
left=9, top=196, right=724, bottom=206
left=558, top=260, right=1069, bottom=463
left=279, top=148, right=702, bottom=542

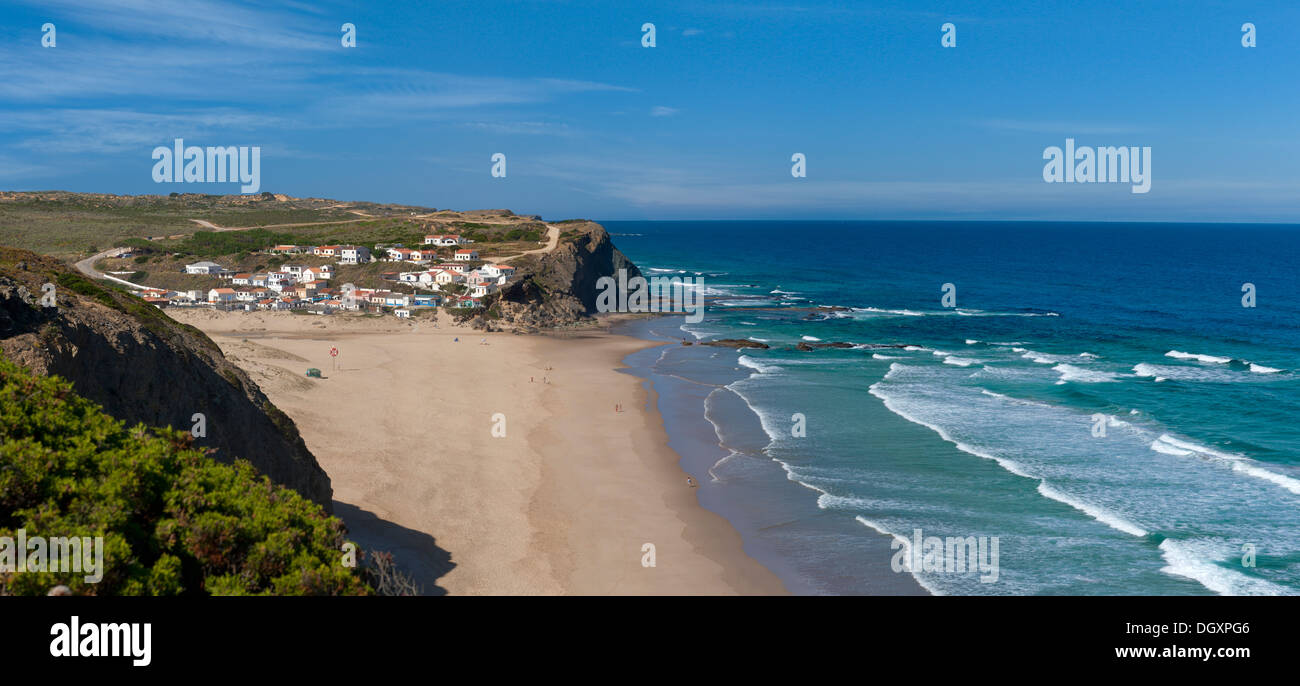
left=702, top=339, right=770, bottom=350
left=489, top=221, right=641, bottom=329
left=0, top=247, right=333, bottom=510
left=795, top=341, right=857, bottom=351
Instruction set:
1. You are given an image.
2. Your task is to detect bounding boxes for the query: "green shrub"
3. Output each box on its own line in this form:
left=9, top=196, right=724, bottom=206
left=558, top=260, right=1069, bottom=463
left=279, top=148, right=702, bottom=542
left=0, top=356, right=371, bottom=596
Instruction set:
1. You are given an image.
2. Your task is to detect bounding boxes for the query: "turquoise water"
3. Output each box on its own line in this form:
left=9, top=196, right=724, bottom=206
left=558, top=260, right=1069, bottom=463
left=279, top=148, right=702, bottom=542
left=606, top=221, right=1300, bottom=595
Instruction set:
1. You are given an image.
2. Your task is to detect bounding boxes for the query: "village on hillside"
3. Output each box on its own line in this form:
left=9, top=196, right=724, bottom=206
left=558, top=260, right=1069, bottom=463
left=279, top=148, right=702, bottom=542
left=109, top=231, right=520, bottom=318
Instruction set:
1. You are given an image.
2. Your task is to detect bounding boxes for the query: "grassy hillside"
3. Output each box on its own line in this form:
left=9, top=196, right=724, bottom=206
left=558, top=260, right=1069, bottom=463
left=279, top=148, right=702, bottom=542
left=0, top=191, right=427, bottom=259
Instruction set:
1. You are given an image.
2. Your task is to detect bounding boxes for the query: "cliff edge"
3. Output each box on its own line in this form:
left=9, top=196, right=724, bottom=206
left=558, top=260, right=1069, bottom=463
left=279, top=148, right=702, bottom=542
left=0, top=246, right=333, bottom=509
left=478, top=220, right=641, bottom=330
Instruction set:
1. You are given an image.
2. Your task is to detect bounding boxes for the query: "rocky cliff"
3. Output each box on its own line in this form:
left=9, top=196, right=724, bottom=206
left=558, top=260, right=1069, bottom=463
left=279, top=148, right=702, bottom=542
left=0, top=246, right=333, bottom=509
left=479, top=221, right=641, bottom=330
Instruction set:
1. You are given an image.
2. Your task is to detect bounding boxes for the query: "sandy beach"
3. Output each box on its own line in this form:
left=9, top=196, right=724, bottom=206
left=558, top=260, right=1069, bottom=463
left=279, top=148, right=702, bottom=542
left=168, top=308, right=787, bottom=595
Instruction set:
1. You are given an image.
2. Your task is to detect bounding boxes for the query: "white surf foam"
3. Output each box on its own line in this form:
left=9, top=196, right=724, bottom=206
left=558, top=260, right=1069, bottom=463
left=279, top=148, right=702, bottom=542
left=852, top=516, right=944, bottom=595
left=1150, top=434, right=1300, bottom=495
left=1052, top=363, right=1120, bottom=384
left=1158, top=539, right=1291, bottom=596
left=1166, top=350, right=1233, bottom=364
left=1036, top=483, right=1147, bottom=537
left=1133, top=362, right=1248, bottom=383
left=738, top=355, right=780, bottom=375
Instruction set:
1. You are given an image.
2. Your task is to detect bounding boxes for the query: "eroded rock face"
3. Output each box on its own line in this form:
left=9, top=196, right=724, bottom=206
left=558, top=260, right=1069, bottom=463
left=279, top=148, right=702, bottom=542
left=0, top=247, right=333, bottom=510
left=490, top=222, right=641, bottom=329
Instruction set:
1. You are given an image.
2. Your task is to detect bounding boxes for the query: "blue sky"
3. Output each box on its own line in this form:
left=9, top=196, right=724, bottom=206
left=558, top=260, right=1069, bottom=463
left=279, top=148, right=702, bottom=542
left=2, top=0, right=1297, bottom=221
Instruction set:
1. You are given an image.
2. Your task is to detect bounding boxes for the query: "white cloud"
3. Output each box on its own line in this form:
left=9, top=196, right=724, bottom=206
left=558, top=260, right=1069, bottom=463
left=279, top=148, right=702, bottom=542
left=979, top=119, right=1147, bottom=135
left=650, top=106, right=680, bottom=117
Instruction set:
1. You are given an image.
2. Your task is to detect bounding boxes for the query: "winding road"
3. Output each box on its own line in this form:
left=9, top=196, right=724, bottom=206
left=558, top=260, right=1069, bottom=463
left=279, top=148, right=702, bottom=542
left=74, top=247, right=148, bottom=290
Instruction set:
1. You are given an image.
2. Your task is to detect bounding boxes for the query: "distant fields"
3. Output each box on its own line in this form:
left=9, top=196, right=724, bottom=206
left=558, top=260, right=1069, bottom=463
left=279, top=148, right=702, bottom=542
left=0, top=192, right=548, bottom=263
left=0, top=192, right=426, bottom=259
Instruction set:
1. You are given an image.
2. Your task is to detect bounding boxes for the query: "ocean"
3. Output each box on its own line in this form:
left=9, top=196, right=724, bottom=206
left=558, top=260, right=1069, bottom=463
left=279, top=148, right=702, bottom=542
left=604, top=220, right=1300, bottom=596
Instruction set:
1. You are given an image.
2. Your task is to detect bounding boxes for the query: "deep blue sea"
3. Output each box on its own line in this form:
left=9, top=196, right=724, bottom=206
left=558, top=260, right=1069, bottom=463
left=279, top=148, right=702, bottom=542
left=604, top=221, right=1300, bottom=595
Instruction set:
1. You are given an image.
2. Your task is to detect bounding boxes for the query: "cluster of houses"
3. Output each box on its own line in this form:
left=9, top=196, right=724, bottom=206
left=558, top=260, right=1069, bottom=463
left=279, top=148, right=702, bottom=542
left=390, top=258, right=514, bottom=300
left=268, top=244, right=371, bottom=264
left=137, top=231, right=508, bottom=316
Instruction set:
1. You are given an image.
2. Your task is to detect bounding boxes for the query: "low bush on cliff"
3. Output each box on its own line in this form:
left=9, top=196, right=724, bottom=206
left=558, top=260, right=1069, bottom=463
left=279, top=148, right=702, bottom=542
left=0, top=355, right=371, bottom=596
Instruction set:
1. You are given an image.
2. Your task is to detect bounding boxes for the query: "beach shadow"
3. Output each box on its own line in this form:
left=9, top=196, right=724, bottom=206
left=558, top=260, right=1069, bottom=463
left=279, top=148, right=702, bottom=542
left=334, top=501, right=455, bottom=596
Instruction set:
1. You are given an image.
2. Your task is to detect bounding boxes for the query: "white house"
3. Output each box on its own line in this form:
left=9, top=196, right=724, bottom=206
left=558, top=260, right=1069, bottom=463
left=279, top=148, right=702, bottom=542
left=266, top=275, right=295, bottom=293
left=385, top=293, right=412, bottom=307
left=281, top=265, right=304, bottom=276
left=470, top=283, right=497, bottom=298
left=454, top=249, right=479, bottom=261
left=208, top=287, right=236, bottom=303
left=466, top=270, right=494, bottom=286
left=434, top=270, right=465, bottom=286
left=300, top=267, right=331, bottom=282
left=482, top=264, right=516, bottom=282
left=394, top=308, right=412, bottom=319
left=231, top=273, right=252, bottom=286
left=314, top=245, right=340, bottom=257
left=423, top=234, right=463, bottom=246
left=435, top=263, right=467, bottom=273
left=186, top=261, right=226, bottom=275
left=339, top=246, right=371, bottom=264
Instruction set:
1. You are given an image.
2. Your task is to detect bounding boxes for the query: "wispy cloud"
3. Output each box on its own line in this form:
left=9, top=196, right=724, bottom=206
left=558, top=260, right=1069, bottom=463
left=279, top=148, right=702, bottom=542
left=460, top=121, right=577, bottom=137
left=16, top=0, right=334, bottom=51
left=650, top=106, right=680, bottom=117
left=0, top=109, right=285, bottom=154
left=978, top=119, right=1148, bottom=136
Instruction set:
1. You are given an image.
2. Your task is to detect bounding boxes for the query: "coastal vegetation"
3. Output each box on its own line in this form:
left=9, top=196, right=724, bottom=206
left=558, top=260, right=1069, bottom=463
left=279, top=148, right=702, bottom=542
left=0, top=355, right=370, bottom=596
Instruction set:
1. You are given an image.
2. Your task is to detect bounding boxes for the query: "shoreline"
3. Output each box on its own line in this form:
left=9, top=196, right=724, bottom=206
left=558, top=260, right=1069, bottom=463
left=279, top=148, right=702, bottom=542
left=612, top=314, right=930, bottom=596
left=168, top=308, right=787, bottom=595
